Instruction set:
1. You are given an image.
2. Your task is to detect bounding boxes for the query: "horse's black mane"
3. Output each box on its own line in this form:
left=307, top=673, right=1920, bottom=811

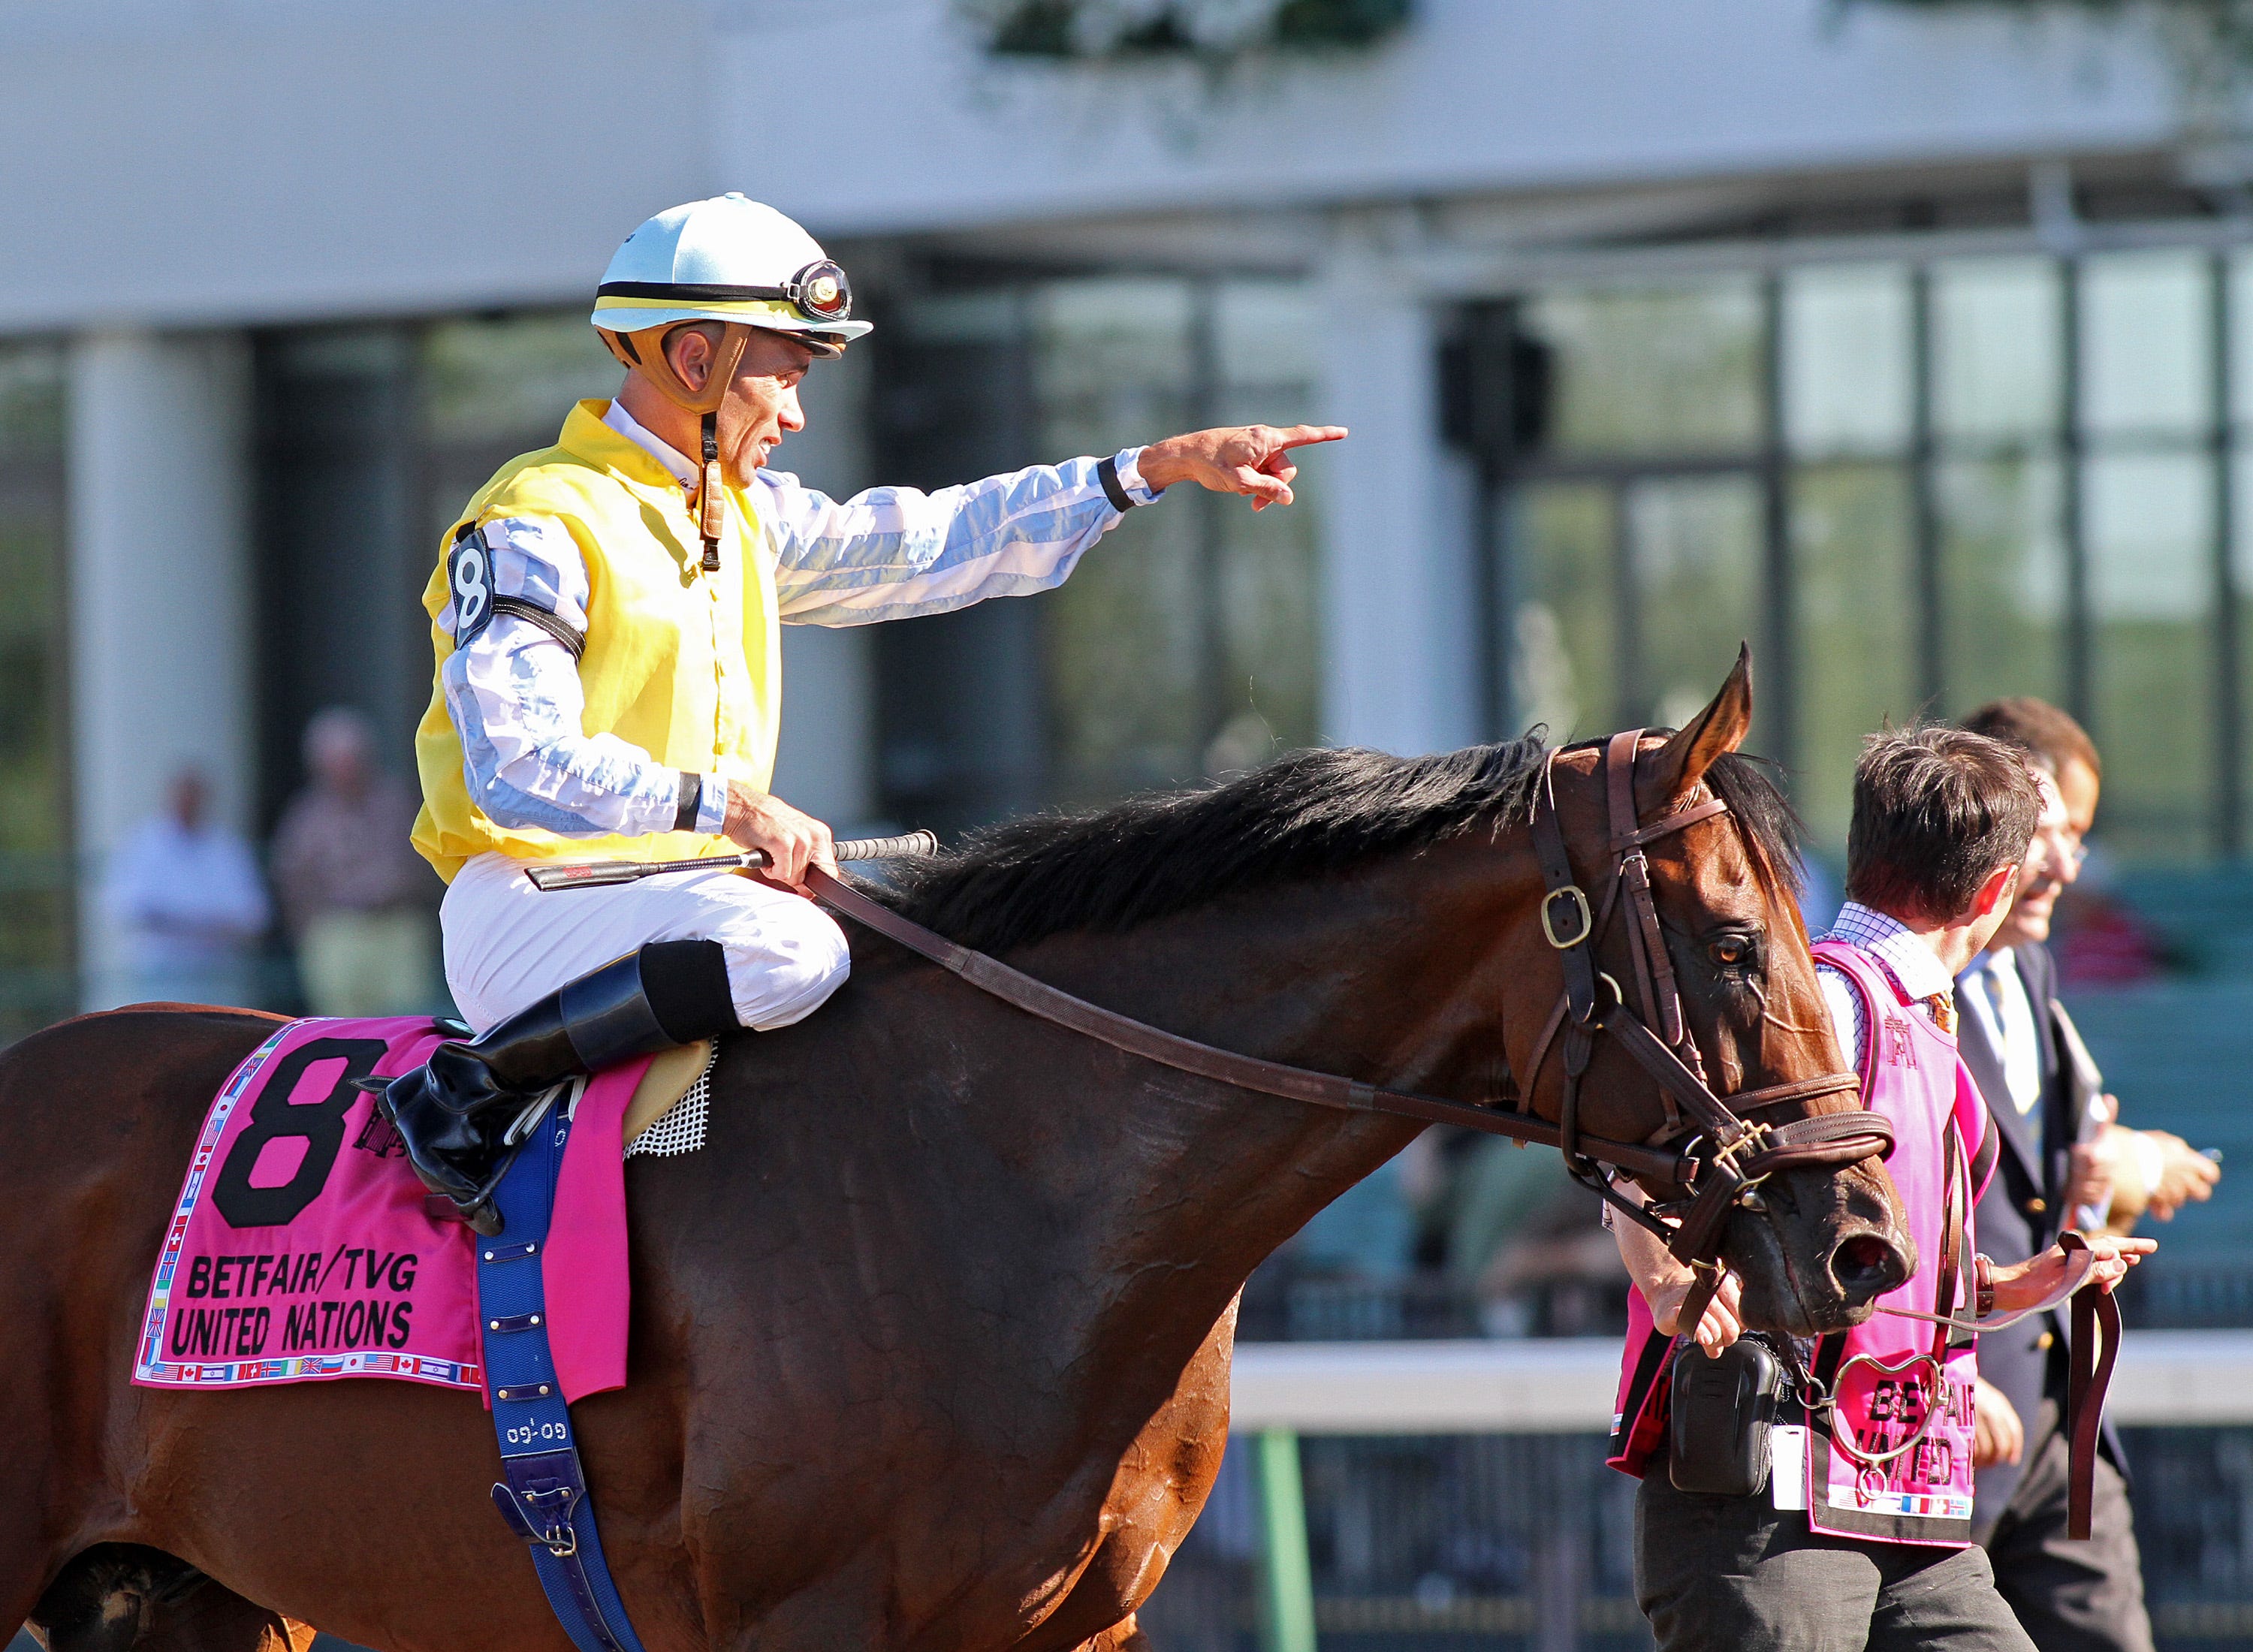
left=883, top=737, right=1803, bottom=953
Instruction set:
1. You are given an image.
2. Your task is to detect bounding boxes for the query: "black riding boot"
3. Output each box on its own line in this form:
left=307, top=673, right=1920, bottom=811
left=376, top=939, right=737, bottom=1234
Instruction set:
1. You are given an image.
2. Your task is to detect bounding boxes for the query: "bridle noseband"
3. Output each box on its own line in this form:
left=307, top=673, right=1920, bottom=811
left=1524, top=731, right=1891, bottom=1326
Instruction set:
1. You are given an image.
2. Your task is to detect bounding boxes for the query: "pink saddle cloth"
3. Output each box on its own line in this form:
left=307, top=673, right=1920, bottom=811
left=134, top=1016, right=650, bottom=1403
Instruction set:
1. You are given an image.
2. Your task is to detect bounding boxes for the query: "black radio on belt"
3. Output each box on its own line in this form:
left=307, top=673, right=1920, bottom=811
left=1669, top=1335, right=1789, bottom=1498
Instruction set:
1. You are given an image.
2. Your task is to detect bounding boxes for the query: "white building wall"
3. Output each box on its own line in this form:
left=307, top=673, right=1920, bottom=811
left=0, top=0, right=710, bottom=333
left=755, top=0, right=2179, bottom=235
left=68, top=330, right=255, bottom=1004
left=0, top=0, right=2191, bottom=332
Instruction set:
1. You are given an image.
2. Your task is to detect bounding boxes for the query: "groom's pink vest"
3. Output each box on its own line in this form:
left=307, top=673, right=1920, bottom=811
left=1609, top=936, right=1997, bottom=1548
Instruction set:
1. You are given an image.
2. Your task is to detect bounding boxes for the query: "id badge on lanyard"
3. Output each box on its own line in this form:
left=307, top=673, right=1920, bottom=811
left=1771, top=1424, right=1810, bottom=1511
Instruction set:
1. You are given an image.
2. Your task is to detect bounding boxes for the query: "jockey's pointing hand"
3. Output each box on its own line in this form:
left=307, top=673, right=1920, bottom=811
left=723, top=782, right=836, bottom=892
left=1138, top=424, right=1349, bottom=511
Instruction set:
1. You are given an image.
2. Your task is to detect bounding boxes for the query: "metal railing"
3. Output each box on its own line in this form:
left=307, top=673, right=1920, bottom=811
left=1133, top=1334, right=2253, bottom=1651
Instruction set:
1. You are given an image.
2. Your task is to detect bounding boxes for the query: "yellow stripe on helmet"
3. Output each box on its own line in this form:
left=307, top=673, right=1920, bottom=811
left=591, top=294, right=828, bottom=329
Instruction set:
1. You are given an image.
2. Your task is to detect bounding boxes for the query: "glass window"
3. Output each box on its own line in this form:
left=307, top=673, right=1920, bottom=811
left=2085, top=450, right=2217, bottom=859
left=0, top=340, right=72, bottom=1044
left=1623, top=475, right=1763, bottom=733
left=1519, top=282, right=1763, bottom=457
left=424, top=312, right=623, bottom=449
left=1783, top=265, right=1912, bottom=459
left=0, top=345, right=64, bottom=454
left=2225, top=252, right=2253, bottom=430
left=2233, top=448, right=2253, bottom=835
left=876, top=276, right=1325, bottom=822
left=1932, top=258, right=2061, bottom=446
left=1506, top=482, right=1616, bottom=741
left=2081, top=252, right=2212, bottom=442
left=1217, top=279, right=1322, bottom=390
left=1935, top=454, right=2068, bottom=713
left=1033, top=279, right=1202, bottom=802
left=1790, top=463, right=1917, bottom=846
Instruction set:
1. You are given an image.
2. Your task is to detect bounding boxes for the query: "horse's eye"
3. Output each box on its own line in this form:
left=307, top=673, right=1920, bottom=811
left=1711, top=938, right=1748, bottom=968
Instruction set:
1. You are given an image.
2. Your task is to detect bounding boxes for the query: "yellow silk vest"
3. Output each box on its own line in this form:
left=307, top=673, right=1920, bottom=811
left=412, top=400, right=780, bottom=882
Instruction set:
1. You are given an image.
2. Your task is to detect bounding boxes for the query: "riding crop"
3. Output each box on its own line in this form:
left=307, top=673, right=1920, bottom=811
left=523, top=831, right=939, bottom=891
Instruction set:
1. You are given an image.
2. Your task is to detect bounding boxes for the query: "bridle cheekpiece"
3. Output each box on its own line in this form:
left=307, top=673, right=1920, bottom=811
left=1523, top=730, right=1892, bottom=1330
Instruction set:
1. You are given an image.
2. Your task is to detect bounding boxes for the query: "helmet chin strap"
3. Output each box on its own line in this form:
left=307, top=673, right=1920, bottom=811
left=697, top=411, right=724, bottom=573
left=600, top=322, right=753, bottom=572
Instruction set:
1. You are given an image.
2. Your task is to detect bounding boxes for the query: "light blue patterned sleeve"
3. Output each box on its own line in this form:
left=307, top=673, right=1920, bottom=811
left=440, top=516, right=727, bottom=838
left=762, top=448, right=1159, bottom=627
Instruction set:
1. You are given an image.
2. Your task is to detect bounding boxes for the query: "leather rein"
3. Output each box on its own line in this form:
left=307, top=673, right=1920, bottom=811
left=801, top=729, right=1891, bottom=1312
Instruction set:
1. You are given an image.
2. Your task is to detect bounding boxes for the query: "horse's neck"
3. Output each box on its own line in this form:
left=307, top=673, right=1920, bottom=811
left=938, top=853, right=1507, bottom=1346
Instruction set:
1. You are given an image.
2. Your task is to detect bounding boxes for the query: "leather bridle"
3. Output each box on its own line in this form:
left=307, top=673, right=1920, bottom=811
left=801, top=727, right=1891, bottom=1331
left=1520, top=730, right=1891, bottom=1332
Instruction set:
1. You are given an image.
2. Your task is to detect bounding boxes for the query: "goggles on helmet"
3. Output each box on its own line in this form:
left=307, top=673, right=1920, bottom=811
left=596, top=259, right=853, bottom=329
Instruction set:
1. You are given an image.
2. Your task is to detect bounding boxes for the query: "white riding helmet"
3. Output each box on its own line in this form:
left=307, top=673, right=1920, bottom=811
left=592, top=195, right=870, bottom=571
left=592, top=194, right=870, bottom=367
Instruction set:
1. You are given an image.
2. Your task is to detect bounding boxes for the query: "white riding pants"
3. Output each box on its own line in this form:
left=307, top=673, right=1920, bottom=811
left=441, top=852, right=851, bottom=1035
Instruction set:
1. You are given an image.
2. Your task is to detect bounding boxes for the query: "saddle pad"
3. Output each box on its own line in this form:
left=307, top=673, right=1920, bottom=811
left=623, top=1039, right=713, bottom=1150
left=134, top=1016, right=653, bottom=1402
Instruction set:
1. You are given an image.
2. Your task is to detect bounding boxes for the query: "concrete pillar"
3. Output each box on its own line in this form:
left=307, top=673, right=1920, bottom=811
left=772, top=339, right=882, bottom=831
left=68, top=328, right=255, bottom=1005
left=1316, top=215, right=1481, bottom=756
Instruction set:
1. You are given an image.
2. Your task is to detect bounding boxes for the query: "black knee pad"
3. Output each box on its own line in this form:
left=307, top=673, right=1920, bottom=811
left=638, top=939, right=738, bottom=1043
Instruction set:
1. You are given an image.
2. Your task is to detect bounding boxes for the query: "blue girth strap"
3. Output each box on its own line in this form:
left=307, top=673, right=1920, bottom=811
left=475, top=1088, right=649, bottom=1652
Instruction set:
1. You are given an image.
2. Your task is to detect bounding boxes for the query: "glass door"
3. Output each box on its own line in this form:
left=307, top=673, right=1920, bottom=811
left=1505, top=469, right=1763, bottom=744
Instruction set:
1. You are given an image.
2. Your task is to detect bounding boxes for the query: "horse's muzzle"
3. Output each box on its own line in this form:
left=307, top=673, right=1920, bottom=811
left=1829, top=1229, right=1913, bottom=1307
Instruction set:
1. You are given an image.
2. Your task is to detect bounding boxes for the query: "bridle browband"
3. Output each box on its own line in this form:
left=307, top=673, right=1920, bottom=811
left=801, top=728, right=1890, bottom=1323
left=1522, top=730, right=1890, bottom=1328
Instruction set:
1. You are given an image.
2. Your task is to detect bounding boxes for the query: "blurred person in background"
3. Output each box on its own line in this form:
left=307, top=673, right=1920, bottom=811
left=102, top=766, right=269, bottom=1008
left=1956, top=697, right=2216, bottom=1652
left=271, top=706, right=438, bottom=1016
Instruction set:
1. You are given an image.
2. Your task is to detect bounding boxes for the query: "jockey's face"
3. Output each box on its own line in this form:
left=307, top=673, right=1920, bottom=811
left=658, top=326, right=815, bottom=487
left=713, top=330, right=814, bottom=487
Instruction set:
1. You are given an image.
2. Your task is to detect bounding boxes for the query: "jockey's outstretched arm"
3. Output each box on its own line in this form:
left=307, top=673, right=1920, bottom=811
left=765, top=424, right=1348, bottom=626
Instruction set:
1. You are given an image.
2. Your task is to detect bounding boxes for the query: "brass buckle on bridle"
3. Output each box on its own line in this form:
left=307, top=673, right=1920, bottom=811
left=1540, top=885, right=1594, bottom=949
left=1709, top=1118, right=1772, bottom=1173
left=1677, top=1120, right=1775, bottom=1210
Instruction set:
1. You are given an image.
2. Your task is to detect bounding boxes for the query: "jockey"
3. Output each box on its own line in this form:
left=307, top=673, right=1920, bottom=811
left=377, top=193, right=1344, bottom=1231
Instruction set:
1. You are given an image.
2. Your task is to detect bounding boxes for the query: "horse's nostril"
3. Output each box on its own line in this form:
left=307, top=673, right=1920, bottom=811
left=1830, top=1233, right=1910, bottom=1303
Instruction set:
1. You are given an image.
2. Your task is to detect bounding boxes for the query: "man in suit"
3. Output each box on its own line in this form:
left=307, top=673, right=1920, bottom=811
left=1956, top=698, right=2220, bottom=1652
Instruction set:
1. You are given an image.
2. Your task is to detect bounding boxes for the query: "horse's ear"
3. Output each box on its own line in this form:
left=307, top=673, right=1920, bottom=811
left=1637, top=644, right=1754, bottom=809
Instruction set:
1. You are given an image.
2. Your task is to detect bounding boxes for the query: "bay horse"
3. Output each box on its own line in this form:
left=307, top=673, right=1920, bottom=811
left=2, top=656, right=1908, bottom=1652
